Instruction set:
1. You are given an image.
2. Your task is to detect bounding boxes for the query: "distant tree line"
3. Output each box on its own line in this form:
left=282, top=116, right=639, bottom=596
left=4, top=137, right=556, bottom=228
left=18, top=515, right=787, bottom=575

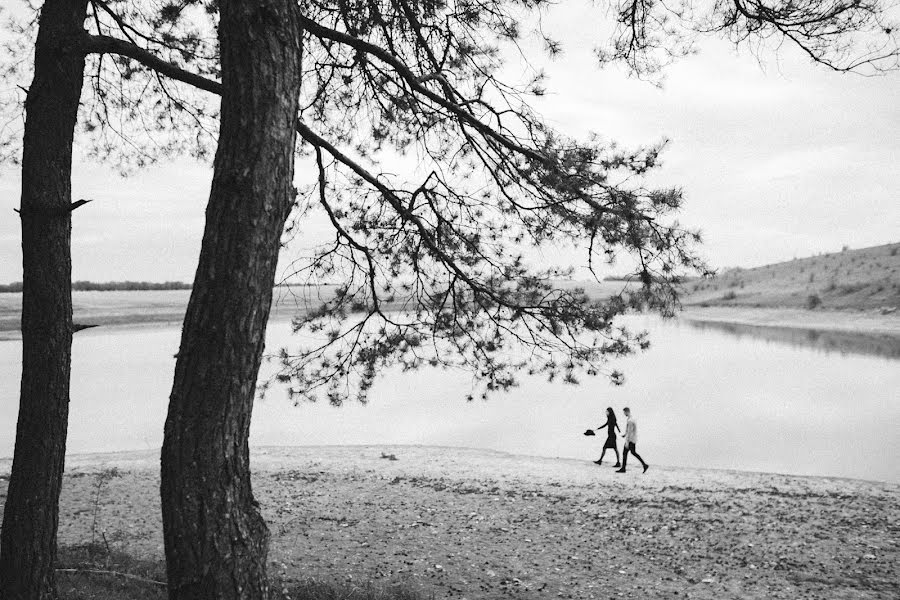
left=0, top=280, right=330, bottom=293
left=0, top=281, right=192, bottom=293
left=604, top=274, right=666, bottom=283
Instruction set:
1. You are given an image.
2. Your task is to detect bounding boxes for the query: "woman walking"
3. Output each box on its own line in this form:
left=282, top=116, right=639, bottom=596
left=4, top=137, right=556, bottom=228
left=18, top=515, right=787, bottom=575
left=593, top=407, right=621, bottom=467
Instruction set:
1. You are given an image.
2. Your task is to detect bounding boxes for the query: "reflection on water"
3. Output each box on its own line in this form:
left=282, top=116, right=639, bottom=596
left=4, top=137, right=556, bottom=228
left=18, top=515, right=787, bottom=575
left=685, top=319, right=900, bottom=360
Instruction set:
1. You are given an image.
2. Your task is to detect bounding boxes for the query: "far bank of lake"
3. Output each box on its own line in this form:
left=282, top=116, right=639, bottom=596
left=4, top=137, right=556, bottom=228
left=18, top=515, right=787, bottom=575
left=2, top=288, right=900, bottom=342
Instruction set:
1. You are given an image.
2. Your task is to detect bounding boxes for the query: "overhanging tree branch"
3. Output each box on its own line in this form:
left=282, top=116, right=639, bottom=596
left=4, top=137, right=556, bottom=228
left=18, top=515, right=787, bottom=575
left=79, top=34, right=223, bottom=95
left=73, top=33, right=654, bottom=318
left=299, top=14, right=549, bottom=163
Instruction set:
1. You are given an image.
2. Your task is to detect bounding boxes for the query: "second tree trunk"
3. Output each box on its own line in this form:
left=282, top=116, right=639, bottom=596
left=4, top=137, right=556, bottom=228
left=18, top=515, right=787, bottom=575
left=159, top=2, right=302, bottom=599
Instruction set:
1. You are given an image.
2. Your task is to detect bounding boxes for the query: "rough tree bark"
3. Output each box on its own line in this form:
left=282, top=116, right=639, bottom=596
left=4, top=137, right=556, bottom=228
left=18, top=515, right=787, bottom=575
left=159, top=1, right=302, bottom=598
left=0, top=2, right=88, bottom=599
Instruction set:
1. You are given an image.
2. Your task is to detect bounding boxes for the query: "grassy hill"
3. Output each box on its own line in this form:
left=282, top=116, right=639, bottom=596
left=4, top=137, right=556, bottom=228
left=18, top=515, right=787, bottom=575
left=681, top=242, right=900, bottom=311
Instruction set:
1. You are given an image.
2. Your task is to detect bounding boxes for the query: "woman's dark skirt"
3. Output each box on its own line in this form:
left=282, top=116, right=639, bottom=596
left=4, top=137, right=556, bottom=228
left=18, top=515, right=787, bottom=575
left=603, top=435, right=617, bottom=449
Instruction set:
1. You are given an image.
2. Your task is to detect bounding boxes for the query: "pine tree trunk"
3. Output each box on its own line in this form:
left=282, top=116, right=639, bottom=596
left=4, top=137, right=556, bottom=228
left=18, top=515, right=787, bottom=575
left=0, top=2, right=87, bottom=599
left=159, top=2, right=302, bottom=599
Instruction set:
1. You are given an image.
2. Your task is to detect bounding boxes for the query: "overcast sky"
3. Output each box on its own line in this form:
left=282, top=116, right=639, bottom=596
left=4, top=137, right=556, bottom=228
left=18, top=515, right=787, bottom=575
left=0, top=5, right=897, bottom=284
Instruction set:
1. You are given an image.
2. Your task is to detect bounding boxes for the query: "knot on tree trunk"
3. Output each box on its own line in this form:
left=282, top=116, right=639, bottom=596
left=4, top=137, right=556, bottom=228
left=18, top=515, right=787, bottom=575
left=14, top=199, right=93, bottom=218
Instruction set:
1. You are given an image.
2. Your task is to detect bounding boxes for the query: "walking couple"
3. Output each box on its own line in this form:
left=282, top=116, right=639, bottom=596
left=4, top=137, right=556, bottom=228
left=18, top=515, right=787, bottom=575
left=593, top=407, right=648, bottom=474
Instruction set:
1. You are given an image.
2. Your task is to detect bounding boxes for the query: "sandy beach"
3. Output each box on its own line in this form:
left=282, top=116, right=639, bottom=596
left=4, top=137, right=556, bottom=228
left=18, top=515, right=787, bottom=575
left=2, top=446, right=896, bottom=599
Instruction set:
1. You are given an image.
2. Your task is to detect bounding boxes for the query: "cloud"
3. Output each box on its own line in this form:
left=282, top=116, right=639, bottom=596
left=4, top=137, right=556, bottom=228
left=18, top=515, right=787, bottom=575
left=742, top=145, right=853, bottom=183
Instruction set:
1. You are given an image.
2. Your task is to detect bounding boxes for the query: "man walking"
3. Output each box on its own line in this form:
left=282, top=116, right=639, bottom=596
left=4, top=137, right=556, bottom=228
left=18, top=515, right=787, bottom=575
left=616, top=407, right=649, bottom=474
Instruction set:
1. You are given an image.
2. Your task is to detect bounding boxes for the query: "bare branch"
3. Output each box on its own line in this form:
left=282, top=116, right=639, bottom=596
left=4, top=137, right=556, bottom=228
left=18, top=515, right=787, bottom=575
left=79, top=34, right=222, bottom=95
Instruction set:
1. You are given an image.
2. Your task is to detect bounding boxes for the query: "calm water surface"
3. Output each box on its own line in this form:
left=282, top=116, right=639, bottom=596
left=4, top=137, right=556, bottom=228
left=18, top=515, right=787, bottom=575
left=1, top=315, right=897, bottom=482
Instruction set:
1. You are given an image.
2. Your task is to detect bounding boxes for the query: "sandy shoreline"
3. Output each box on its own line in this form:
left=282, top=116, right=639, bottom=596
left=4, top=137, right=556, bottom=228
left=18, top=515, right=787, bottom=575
left=1, top=446, right=897, bottom=599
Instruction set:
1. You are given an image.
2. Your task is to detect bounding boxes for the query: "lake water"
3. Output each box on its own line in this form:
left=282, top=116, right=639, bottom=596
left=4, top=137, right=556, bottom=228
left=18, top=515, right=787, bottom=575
left=1, top=314, right=898, bottom=483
